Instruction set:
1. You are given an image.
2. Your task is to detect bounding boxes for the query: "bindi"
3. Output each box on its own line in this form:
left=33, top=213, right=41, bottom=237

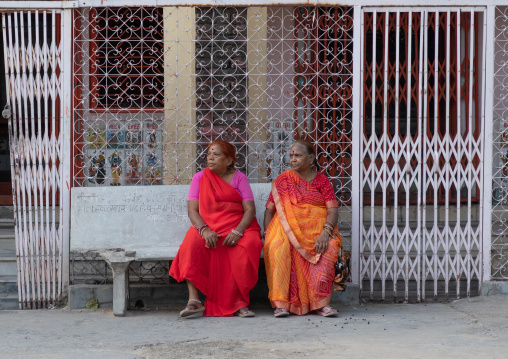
left=291, top=150, right=295, bottom=155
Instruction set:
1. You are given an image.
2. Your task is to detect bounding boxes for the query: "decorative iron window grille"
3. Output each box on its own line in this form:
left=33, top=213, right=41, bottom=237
left=89, top=7, right=164, bottom=110
left=195, top=7, right=249, bottom=173
left=73, top=6, right=354, bottom=202
left=294, top=7, right=354, bottom=204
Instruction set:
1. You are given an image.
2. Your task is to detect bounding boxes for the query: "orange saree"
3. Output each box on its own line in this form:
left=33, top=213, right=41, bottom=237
left=169, top=168, right=262, bottom=317
left=264, top=170, right=341, bottom=315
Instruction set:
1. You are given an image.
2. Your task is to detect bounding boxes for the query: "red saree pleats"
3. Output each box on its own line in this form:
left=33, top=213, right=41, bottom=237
left=169, top=169, right=262, bottom=316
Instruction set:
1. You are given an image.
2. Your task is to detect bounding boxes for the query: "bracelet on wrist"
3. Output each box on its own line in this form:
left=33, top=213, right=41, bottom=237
left=323, top=224, right=334, bottom=232
left=196, top=223, right=208, bottom=232
left=231, top=229, right=243, bottom=237
left=324, top=222, right=334, bottom=229
left=200, top=227, right=210, bottom=237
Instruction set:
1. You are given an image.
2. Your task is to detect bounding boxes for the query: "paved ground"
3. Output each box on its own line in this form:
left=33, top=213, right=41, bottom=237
left=1, top=295, right=507, bottom=359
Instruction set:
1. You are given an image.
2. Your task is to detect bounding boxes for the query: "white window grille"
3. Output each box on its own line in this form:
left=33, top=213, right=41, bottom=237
left=72, top=5, right=355, bottom=240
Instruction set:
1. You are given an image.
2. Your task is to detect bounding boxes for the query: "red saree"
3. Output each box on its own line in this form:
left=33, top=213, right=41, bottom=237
left=264, top=170, right=341, bottom=315
left=169, top=168, right=262, bottom=317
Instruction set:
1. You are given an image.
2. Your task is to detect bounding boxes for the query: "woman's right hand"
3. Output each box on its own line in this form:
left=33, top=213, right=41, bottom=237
left=202, top=228, right=219, bottom=249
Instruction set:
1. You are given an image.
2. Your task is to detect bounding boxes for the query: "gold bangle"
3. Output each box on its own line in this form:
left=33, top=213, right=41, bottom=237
left=200, top=227, right=210, bottom=237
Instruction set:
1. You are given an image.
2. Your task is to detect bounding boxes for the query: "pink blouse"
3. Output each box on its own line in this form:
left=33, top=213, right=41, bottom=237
left=188, top=170, right=255, bottom=201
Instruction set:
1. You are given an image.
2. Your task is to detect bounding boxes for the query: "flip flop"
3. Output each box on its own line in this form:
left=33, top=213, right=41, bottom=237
left=180, top=300, right=205, bottom=319
left=314, top=305, right=338, bottom=317
left=234, top=307, right=255, bottom=317
left=274, top=308, right=289, bottom=318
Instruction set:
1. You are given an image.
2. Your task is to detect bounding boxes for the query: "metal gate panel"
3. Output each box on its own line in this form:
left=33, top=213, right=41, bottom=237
left=361, top=7, right=484, bottom=300
left=3, top=10, right=65, bottom=308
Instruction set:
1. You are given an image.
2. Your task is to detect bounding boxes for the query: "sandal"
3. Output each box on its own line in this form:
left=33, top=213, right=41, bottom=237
left=274, top=308, right=289, bottom=318
left=180, top=299, right=205, bottom=319
left=314, top=305, right=338, bottom=317
left=234, top=307, right=255, bottom=318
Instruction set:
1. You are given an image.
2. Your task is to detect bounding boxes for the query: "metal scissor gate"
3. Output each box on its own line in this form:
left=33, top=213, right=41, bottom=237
left=360, top=7, right=485, bottom=300
left=2, top=10, right=71, bottom=308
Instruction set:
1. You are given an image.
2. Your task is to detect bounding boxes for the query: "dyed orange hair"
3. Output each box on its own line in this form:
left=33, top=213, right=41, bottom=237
left=209, top=139, right=237, bottom=168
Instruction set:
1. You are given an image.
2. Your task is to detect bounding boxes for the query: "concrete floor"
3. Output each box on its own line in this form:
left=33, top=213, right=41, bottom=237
left=0, top=294, right=507, bottom=358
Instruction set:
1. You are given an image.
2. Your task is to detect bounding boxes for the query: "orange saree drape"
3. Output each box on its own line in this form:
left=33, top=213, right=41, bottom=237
left=264, top=170, right=341, bottom=315
left=169, top=168, right=262, bottom=317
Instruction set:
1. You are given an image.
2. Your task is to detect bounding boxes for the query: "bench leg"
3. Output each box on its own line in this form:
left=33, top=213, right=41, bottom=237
left=109, top=261, right=133, bottom=317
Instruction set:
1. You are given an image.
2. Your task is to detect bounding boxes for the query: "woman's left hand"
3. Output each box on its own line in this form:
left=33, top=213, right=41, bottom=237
left=223, top=232, right=241, bottom=246
left=314, top=231, right=330, bottom=254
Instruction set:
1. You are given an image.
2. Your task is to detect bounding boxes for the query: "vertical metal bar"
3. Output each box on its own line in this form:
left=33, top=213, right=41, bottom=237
left=433, top=10, right=440, bottom=298
left=382, top=10, right=389, bottom=300
left=422, top=9, right=429, bottom=300
left=482, top=5, right=495, bottom=286
left=60, top=8, right=73, bottom=300
left=456, top=9, right=462, bottom=298
left=417, top=9, right=424, bottom=302
left=35, top=9, right=47, bottom=306
left=370, top=10, right=377, bottom=299
left=351, top=5, right=363, bottom=286
left=445, top=10, right=452, bottom=298
left=474, top=8, right=486, bottom=296
left=467, top=10, right=475, bottom=299
left=394, top=10, right=401, bottom=299
left=405, top=10, right=412, bottom=301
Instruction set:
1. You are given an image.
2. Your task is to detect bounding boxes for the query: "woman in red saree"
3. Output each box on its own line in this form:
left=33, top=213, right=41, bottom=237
left=264, top=140, right=341, bottom=317
left=169, top=140, right=262, bottom=318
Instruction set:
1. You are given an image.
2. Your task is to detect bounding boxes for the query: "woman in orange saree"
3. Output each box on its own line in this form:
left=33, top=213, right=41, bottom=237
left=169, top=140, right=263, bottom=318
left=264, top=140, right=341, bottom=317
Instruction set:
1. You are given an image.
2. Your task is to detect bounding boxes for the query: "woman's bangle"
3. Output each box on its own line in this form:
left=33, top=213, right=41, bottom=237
left=200, top=227, right=210, bottom=237
left=323, top=224, right=334, bottom=232
left=323, top=227, right=334, bottom=237
left=231, top=229, right=243, bottom=237
left=196, top=223, right=208, bottom=233
left=324, top=222, right=334, bottom=229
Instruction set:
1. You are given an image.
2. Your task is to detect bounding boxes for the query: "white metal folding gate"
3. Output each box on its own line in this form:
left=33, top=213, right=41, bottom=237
left=360, top=7, right=485, bottom=300
left=2, top=10, right=70, bottom=308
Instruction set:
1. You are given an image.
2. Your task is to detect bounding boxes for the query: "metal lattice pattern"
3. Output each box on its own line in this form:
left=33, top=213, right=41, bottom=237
left=492, top=6, right=508, bottom=280
left=3, top=10, right=64, bottom=308
left=72, top=5, right=354, bottom=231
left=70, top=5, right=354, bottom=285
left=70, top=253, right=171, bottom=285
left=361, top=8, right=484, bottom=300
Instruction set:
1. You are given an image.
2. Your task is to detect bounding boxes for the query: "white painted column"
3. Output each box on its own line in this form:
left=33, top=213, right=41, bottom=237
left=351, top=5, right=363, bottom=285
left=482, top=5, right=495, bottom=284
left=61, top=8, right=73, bottom=300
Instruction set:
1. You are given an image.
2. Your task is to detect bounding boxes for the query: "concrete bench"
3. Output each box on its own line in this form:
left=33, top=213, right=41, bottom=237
left=70, top=184, right=271, bottom=316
